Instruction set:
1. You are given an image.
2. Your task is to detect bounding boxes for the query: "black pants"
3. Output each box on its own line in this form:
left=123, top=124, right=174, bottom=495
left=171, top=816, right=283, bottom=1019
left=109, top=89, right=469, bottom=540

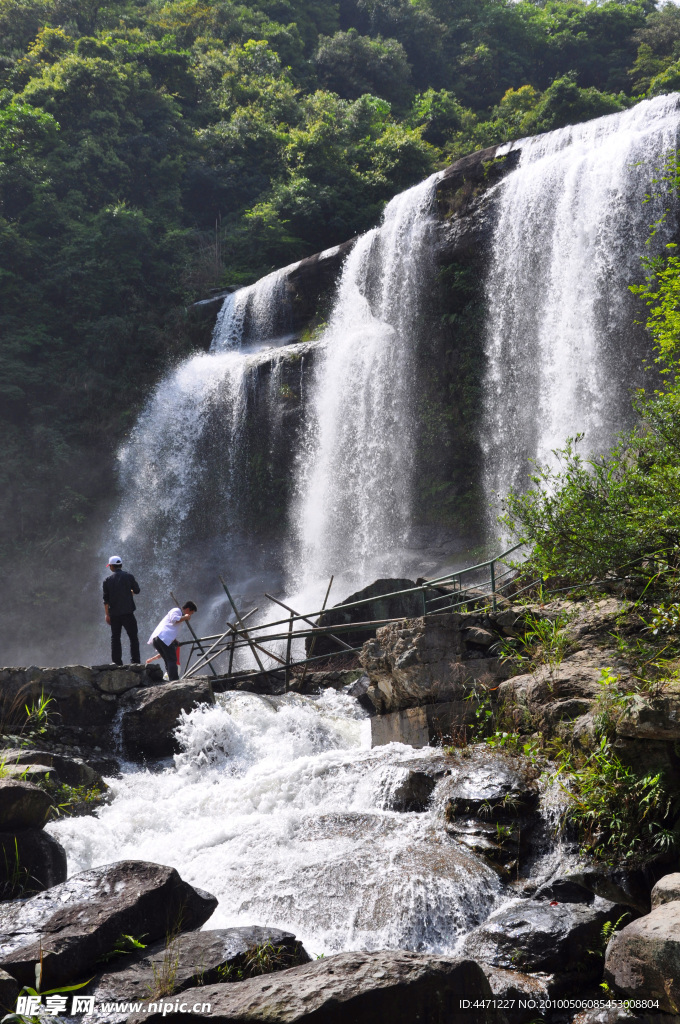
left=110, top=613, right=140, bottom=665
left=153, top=636, right=179, bottom=681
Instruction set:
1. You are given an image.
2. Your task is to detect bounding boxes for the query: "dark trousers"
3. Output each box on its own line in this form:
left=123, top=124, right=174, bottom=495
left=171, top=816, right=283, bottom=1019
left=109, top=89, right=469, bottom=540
left=110, top=613, right=140, bottom=665
left=153, top=636, right=179, bottom=681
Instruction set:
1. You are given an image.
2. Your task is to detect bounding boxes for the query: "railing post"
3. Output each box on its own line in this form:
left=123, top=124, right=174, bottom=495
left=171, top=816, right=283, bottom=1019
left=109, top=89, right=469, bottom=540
left=228, top=633, right=235, bottom=676
left=421, top=585, right=427, bottom=617
left=490, top=559, right=497, bottom=612
left=285, top=612, right=293, bottom=692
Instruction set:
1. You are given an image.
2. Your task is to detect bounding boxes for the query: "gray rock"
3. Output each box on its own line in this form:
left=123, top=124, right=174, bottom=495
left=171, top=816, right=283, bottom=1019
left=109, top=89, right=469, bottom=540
left=370, top=699, right=481, bottom=748
left=533, top=876, right=592, bottom=904
left=465, top=627, right=495, bottom=647
left=121, top=680, right=215, bottom=759
left=442, top=749, right=539, bottom=820
left=0, top=666, right=156, bottom=749
left=446, top=819, right=505, bottom=858
left=92, top=926, right=309, bottom=1002
left=567, top=867, right=650, bottom=915
left=346, top=673, right=375, bottom=714
left=651, top=872, right=680, bottom=909
left=0, top=779, right=52, bottom=830
left=603, top=900, right=680, bottom=1012
left=0, top=764, right=53, bottom=784
left=461, top=897, right=617, bottom=975
left=616, top=692, right=680, bottom=742
left=0, top=829, right=67, bottom=897
left=0, top=860, right=217, bottom=988
left=0, top=967, right=18, bottom=1014
left=384, top=770, right=437, bottom=812
left=126, top=951, right=501, bottom=1024
left=482, top=965, right=553, bottom=1023
left=307, top=578, right=423, bottom=656
left=497, top=651, right=612, bottom=735
left=0, top=750, right=107, bottom=790
left=360, top=614, right=507, bottom=714
left=94, top=668, right=155, bottom=695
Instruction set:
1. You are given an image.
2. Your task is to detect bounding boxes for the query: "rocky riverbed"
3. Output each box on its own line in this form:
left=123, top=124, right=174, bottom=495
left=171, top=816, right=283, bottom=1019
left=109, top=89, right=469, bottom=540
left=0, top=596, right=679, bottom=1022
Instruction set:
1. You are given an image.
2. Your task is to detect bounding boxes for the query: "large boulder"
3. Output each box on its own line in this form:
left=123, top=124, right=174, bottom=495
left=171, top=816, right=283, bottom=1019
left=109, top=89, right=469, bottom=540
left=0, top=860, right=217, bottom=988
left=603, top=900, right=680, bottom=1012
left=0, top=764, right=52, bottom=784
left=307, top=579, right=424, bottom=656
left=360, top=613, right=507, bottom=714
left=121, top=680, right=215, bottom=759
left=0, top=829, right=67, bottom=898
left=651, top=873, right=680, bottom=909
left=0, top=779, right=52, bottom=830
left=92, top=927, right=309, bottom=1003
left=461, top=898, right=617, bottom=976
left=616, top=690, right=680, bottom=742
left=564, top=866, right=650, bottom=916
left=126, top=951, right=502, bottom=1024
left=0, top=665, right=161, bottom=748
left=497, top=651, right=612, bottom=735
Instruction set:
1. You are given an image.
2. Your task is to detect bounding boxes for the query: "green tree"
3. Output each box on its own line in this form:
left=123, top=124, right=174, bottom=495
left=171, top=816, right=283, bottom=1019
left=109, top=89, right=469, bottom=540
left=315, top=28, right=412, bottom=108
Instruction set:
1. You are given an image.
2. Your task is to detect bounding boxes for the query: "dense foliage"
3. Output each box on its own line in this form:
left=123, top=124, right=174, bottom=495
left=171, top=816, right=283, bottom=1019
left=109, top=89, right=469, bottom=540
left=2, top=0, right=680, bottom=606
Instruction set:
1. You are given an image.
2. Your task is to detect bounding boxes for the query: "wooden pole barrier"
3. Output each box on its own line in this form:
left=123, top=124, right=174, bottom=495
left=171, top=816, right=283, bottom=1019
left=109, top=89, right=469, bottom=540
left=300, top=575, right=333, bottom=686
left=264, top=592, right=353, bottom=652
left=224, top=620, right=287, bottom=667
left=219, top=576, right=266, bottom=672
left=285, top=612, right=293, bottom=692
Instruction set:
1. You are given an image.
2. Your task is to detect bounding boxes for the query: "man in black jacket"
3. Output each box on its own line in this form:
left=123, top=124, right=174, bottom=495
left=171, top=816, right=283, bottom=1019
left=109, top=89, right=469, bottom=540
left=103, top=556, right=141, bottom=665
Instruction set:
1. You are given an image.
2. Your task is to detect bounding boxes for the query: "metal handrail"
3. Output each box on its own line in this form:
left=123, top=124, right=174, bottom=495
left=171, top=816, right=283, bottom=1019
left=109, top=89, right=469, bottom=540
left=180, top=541, right=526, bottom=679
left=212, top=541, right=525, bottom=639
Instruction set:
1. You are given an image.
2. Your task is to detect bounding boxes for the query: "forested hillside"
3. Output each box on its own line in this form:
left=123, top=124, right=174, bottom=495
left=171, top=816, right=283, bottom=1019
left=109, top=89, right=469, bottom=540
left=2, top=0, right=679, bottom=612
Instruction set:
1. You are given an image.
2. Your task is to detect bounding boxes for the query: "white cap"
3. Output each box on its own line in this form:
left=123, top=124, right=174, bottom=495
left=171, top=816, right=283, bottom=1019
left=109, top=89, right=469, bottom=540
left=107, top=556, right=122, bottom=566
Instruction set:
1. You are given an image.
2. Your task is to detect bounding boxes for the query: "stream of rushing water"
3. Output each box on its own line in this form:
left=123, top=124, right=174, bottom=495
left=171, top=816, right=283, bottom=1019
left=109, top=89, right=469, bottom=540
left=49, top=691, right=509, bottom=955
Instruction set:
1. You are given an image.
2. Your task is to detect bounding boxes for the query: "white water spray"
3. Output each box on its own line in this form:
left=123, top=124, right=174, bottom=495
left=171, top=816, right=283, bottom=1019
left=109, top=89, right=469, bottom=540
left=50, top=691, right=502, bottom=954
left=482, top=93, right=680, bottom=518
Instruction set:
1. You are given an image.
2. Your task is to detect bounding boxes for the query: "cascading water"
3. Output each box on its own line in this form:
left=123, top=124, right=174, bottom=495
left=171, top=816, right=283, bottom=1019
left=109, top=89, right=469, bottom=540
left=50, top=691, right=503, bottom=955
left=289, top=174, right=440, bottom=592
left=107, top=266, right=310, bottom=631
left=482, top=93, right=680, bottom=521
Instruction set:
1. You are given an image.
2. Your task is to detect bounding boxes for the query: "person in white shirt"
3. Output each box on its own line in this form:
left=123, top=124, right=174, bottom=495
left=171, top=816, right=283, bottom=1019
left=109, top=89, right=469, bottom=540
left=146, top=601, right=197, bottom=680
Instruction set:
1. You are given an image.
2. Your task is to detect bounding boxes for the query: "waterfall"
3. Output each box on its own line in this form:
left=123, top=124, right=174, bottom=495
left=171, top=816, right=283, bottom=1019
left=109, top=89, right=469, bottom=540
left=482, top=93, right=680, bottom=521
left=289, top=174, right=440, bottom=591
left=108, top=266, right=307, bottom=629
left=104, top=95, right=680, bottom=647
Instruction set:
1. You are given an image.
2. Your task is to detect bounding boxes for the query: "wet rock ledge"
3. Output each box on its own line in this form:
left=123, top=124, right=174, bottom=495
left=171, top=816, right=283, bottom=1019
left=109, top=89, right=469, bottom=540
left=0, top=664, right=214, bottom=760
left=0, top=858, right=503, bottom=1024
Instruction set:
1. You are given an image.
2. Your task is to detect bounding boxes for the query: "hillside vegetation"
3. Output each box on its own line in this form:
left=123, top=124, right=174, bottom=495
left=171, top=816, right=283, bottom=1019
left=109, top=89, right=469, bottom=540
left=2, top=0, right=680, bottom=610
